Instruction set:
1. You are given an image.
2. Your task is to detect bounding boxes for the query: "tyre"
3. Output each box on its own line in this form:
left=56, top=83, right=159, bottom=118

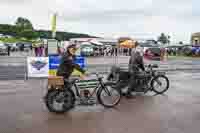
left=44, top=89, right=75, bottom=114
left=97, top=85, right=121, bottom=108
left=151, top=75, right=169, bottom=94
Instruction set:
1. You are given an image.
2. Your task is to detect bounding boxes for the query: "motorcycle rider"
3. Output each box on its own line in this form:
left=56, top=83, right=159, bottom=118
left=57, top=44, right=86, bottom=85
left=126, top=41, right=145, bottom=98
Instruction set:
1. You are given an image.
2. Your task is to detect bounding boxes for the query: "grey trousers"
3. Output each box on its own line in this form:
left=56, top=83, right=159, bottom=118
left=127, top=71, right=138, bottom=93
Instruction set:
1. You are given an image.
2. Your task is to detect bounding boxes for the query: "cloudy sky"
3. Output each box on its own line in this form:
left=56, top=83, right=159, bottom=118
left=0, top=0, right=199, bottom=42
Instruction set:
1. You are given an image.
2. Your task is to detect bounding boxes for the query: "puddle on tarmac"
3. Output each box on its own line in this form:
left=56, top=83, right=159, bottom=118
left=72, top=105, right=104, bottom=112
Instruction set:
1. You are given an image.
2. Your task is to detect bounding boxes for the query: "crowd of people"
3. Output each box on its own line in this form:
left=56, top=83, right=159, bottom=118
left=92, top=47, right=133, bottom=57
left=166, top=46, right=200, bottom=56
left=32, top=43, right=48, bottom=57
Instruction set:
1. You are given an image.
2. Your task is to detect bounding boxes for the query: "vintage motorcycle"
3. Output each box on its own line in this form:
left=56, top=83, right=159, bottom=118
left=44, top=73, right=121, bottom=114
left=106, top=64, right=170, bottom=95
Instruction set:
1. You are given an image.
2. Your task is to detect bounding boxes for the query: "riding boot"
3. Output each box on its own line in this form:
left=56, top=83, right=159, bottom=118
left=125, top=88, right=135, bottom=99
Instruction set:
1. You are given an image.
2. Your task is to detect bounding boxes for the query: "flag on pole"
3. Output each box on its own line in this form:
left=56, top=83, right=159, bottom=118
left=51, top=13, right=57, bottom=38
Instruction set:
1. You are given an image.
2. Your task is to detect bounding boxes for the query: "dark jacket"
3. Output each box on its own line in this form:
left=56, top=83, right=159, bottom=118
left=128, top=50, right=145, bottom=73
left=57, top=52, right=85, bottom=79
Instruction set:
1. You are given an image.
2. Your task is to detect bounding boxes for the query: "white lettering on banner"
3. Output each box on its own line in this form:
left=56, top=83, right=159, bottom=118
left=50, top=63, right=59, bottom=66
left=27, top=57, right=49, bottom=77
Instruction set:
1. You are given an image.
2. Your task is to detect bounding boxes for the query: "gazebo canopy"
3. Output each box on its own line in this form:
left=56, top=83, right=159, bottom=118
left=119, top=40, right=136, bottom=48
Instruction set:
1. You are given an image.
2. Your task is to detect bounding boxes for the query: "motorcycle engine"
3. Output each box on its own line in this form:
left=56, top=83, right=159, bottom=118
left=80, top=89, right=90, bottom=98
left=135, top=77, right=151, bottom=92
left=79, top=89, right=96, bottom=105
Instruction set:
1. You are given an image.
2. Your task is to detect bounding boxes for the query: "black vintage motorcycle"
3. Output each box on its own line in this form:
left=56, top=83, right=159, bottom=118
left=44, top=73, right=121, bottom=114
left=107, top=64, right=169, bottom=95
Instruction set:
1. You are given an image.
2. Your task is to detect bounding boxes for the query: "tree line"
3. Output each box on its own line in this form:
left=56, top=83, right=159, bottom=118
left=0, top=17, right=174, bottom=44
left=0, top=17, right=97, bottom=41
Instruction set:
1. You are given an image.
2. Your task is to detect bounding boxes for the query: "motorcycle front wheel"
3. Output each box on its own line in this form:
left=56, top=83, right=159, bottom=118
left=151, top=75, right=169, bottom=94
left=97, top=85, right=121, bottom=108
left=44, top=89, right=75, bottom=114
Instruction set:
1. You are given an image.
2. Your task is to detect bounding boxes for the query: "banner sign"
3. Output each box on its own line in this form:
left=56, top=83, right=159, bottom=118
left=27, top=56, right=86, bottom=77
left=27, top=57, right=49, bottom=77
left=74, top=56, right=85, bottom=69
left=49, top=55, right=61, bottom=69
left=48, top=55, right=86, bottom=76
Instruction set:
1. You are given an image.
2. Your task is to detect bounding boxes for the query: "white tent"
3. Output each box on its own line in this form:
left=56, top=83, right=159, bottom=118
left=89, top=39, right=104, bottom=46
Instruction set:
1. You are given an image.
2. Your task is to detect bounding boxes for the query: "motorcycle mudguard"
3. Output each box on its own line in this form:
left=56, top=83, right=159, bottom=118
left=104, top=81, right=116, bottom=86
left=155, top=71, right=166, bottom=76
left=97, top=82, right=116, bottom=97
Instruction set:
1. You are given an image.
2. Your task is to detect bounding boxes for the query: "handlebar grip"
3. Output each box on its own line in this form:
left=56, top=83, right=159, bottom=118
left=95, top=73, right=99, bottom=76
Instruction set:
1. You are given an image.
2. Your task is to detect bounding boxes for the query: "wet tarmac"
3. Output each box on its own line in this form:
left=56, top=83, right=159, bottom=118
left=0, top=70, right=200, bottom=133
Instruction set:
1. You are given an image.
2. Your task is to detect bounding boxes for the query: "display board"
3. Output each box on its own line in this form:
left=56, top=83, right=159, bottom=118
left=27, top=57, right=49, bottom=77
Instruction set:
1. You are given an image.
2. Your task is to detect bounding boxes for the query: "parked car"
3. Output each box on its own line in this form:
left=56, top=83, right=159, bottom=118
left=144, top=47, right=163, bottom=60
left=11, top=43, right=20, bottom=51
left=181, top=46, right=193, bottom=56
left=23, top=43, right=32, bottom=51
left=80, top=46, right=94, bottom=56
left=138, top=43, right=155, bottom=55
left=4, top=43, right=13, bottom=48
left=0, top=43, right=8, bottom=55
left=80, top=43, right=95, bottom=56
left=15, top=43, right=23, bottom=51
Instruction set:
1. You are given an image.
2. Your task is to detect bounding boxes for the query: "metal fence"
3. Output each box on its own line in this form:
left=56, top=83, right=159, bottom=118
left=0, top=57, right=27, bottom=80
left=0, top=56, right=200, bottom=80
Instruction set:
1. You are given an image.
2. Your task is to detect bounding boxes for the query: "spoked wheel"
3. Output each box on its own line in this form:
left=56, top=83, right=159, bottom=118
left=151, top=75, right=169, bottom=94
left=45, top=89, right=75, bottom=114
left=97, top=85, right=121, bottom=108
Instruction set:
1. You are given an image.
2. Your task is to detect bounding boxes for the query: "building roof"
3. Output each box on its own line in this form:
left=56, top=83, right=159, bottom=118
left=70, top=38, right=118, bottom=43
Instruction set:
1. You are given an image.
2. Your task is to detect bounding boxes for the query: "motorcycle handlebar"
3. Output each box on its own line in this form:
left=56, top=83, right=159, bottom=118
left=145, top=64, right=159, bottom=68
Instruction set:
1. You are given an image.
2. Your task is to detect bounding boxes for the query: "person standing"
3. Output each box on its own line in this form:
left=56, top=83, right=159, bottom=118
left=115, top=47, right=118, bottom=56
left=111, top=47, right=114, bottom=56
left=44, top=43, right=48, bottom=57
left=40, top=44, right=44, bottom=57
left=21, top=44, right=24, bottom=52
left=7, top=45, right=11, bottom=56
left=38, top=43, right=43, bottom=57
left=33, top=43, right=38, bottom=57
left=30, top=44, right=33, bottom=56
left=126, top=42, right=145, bottom=98
left=129, top=48, right=132, bottom=56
